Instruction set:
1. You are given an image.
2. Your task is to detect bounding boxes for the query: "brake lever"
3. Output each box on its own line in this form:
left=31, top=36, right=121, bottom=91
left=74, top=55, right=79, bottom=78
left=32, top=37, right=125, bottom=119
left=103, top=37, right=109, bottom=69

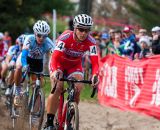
left=91, top=87, right=97, bottom=98
left=90, top=76, right=98, bottom=98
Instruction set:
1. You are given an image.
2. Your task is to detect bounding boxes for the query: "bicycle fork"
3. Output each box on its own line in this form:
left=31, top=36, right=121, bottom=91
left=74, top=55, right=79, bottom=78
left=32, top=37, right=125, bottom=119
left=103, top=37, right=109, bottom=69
left=29, top=78, right=40, bottom=114
left=57, top=94, right=68, bottom=130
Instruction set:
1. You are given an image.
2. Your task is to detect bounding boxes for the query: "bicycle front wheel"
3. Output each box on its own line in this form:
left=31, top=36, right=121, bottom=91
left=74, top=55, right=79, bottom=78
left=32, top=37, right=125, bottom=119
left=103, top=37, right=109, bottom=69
left=29, top=88, right=45, bottom=130
left=64, top=102, right=79, bottom=130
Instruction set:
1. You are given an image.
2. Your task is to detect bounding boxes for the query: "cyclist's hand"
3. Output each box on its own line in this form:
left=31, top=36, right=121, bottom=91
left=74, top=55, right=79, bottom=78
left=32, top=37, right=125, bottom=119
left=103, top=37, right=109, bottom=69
left=22, top=65, right=28, bottom=73
left=50, top=69, right=63, bottom=81
left=91, top=74, right=99, bottom=87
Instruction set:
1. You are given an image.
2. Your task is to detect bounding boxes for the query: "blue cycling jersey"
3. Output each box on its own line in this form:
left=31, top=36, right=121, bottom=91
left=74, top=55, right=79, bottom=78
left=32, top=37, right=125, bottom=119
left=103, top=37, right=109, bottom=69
left=16, top=34, right=27, bottom=45
left=21, top=34, right=55, bottom=67
left=7, top=45, right=21, bottom=62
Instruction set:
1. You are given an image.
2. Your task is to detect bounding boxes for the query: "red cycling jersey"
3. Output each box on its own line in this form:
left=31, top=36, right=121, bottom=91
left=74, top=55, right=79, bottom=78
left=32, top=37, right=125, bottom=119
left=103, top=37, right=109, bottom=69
left=50, top=30, right=99, bottom=76
left=0, top=41, right=8, bottom=58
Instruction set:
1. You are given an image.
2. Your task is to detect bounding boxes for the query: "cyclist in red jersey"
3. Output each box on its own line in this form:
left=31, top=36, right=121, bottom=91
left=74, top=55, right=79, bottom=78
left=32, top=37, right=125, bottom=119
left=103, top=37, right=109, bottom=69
left=43, top=14, right=99, bottom=130
left=0, top=32, right=8, bottom=89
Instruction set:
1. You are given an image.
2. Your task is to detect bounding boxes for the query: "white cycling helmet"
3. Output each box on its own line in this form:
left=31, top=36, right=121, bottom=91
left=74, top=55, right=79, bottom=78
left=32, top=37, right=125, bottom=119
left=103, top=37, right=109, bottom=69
left=73, top=14, right=93, bottom=28
left=33, top=20, right=50, bottom=35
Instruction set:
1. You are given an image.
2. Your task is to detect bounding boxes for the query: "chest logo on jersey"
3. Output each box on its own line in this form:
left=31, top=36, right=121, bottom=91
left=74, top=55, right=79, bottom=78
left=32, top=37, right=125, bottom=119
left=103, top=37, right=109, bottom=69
left=64, top=49, right=84, bottom=57
left=30, top=47, right=43, bottom=58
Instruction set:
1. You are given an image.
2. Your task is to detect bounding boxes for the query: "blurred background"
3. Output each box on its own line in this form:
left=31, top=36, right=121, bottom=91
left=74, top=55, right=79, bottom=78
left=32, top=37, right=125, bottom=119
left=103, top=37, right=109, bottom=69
left=0, top=0, right=160, bottom=41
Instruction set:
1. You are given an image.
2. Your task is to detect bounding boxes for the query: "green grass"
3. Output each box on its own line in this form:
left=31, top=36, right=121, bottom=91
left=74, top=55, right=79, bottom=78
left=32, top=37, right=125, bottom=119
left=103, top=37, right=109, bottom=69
left=42, top=77, right=97, bottom=101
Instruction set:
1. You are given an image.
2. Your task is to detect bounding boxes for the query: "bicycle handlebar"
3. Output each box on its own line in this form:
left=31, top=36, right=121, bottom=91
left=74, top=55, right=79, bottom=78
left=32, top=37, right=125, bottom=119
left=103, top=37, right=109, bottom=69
left=51, top=78, right=97, bottom=98
left=21, top=70, right=50, bottom=83
left=29, top=71, right=50, bottom=77
left=60, top=78, right=92, bottom=84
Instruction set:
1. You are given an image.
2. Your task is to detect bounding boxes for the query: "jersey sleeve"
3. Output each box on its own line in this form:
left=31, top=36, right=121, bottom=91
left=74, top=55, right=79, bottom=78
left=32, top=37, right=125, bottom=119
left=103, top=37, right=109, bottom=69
left=49, top=40, right=65, bottom=72
left=45, top=38, right=56, bottom=53
left=89, top=45, right=99, bottom=75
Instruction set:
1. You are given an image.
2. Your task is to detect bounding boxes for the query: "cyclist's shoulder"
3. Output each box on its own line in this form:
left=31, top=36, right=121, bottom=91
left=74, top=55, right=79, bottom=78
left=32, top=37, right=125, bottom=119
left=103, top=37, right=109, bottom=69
left=44, top=37, right=54, bottom=44
left=23, top=34, right=35, bottom=45
left=86, top=34, right=96, bottom=45
left=9, top=45, right=16, bottom=49
left=58, top=30, right=73, bottom=41
left=43, top=38, right=55, bottom=51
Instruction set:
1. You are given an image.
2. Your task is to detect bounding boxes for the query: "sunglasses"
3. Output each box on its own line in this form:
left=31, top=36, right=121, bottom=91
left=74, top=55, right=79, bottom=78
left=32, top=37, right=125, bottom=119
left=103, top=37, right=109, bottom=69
left=36, top=34, right=48, bottom=38
left=77, top=28, right=90, bottom=33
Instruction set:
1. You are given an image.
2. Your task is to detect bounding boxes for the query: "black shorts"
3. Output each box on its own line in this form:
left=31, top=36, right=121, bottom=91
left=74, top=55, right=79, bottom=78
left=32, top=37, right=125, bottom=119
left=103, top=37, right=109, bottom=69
left=27, top=57, right=43, bottom=72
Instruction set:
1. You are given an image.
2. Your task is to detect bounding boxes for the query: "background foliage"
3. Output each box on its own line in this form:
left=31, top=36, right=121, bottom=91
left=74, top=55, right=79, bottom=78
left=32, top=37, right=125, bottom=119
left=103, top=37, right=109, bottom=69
left=123, top=0, right=160, bottom=30
left=0, top=0, right=159, bottom=42
left=0, top=0, right=75, bottom=41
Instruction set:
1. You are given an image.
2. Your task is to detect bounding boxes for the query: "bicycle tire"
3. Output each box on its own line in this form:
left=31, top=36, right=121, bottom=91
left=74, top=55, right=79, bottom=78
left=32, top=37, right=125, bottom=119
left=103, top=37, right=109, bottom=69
left=64, top=102, right=79, bottom=130
left=29, top=88, right=45, bottom=130
left=13, top=99, right=28, bottom=130
left=10, top=86, right=27, bottom=130
left=10, top=98, right=16, bottom=129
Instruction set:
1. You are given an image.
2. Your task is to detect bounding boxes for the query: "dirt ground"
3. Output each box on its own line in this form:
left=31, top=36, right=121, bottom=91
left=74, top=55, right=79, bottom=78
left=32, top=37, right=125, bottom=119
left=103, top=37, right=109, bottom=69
left=1, top=96, right=160, bottom=130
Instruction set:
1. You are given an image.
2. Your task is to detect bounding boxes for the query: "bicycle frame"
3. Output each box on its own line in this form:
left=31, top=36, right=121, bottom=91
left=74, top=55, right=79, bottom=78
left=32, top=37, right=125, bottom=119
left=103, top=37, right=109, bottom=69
left=53, top=78, right=93, bottom=130
left=22, top=70, right=49, bottom=129
left=28, top=72, right=43, bottom=115
left=23, top=71, right=49, bottom=109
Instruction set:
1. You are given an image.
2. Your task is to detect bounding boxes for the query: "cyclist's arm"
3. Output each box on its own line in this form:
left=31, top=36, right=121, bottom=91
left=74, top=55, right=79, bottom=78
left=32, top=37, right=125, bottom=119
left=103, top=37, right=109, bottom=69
left=50, top=41, right=65, bottom=72
left=21, top=49, right=28, bottom=67
left=46, top=38, right=56, bottom=58
left=5, top=54, right=12, bottom=65
left=89, top=45, right=99, bottom=75
left=5, top=46, right=14, bottom=64
left=21, top=36, right=30, bottom=67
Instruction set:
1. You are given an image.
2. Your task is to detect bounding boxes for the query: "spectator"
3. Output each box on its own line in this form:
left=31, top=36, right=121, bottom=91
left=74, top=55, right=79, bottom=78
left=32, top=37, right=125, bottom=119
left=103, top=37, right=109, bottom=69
left=122, top=26, right=141, bottom=60
left=137, top=28, right=147, bottom=40
left=108, top=28, right=115, bottom=41
left=151, top=26, right=160, bottom=54
left=3, top=31, right=12, bottom=47
left=114, top=29, right=123, bottom=45
left=138, top=36, right=152, bottom=59
left=107, top=33, right=123, bottom=55
left=100, top=33, right=110, bottom=57
left=151, top=26, right=160, bottom=37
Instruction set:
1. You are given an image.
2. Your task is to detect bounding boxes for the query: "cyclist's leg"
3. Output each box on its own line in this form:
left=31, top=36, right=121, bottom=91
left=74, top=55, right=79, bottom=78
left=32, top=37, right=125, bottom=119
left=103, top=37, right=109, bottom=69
left=28, top=57, right=44, bottom=119
left=68, top=71, right=84, bottom=104
left=5, top=60, right=15, bottom=96
left=13, top=54, right=23, bottom=106
left=14, top=54, right=23, bottom=86
left=45, top=70, right=63, bottom=128
left=65, top=69, right=83, bottom=130
left=67, top=63, right=84, bottom=104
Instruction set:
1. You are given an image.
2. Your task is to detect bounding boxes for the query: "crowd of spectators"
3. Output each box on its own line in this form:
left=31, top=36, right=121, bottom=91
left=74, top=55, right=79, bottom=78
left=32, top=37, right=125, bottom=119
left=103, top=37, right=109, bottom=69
left=91, top=26, right=160, bottom=60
